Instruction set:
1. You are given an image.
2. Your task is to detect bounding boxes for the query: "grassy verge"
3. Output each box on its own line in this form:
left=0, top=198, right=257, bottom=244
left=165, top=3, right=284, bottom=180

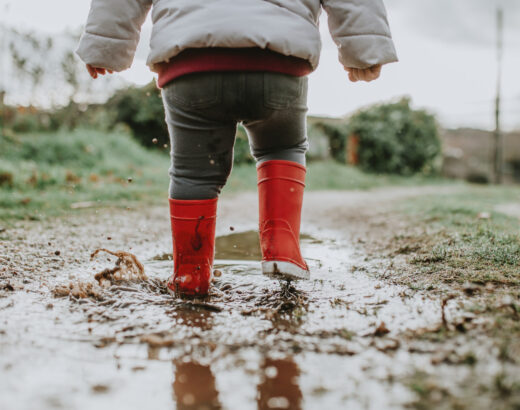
left=0, top=129, right=170, bottom=223
left=0, top=129, right=451, bottom=223
left=365, top=187, right=520, bottom=408
left=391, top=186, right=520, bottom=292
left=226, top=160, right=452, bottom=192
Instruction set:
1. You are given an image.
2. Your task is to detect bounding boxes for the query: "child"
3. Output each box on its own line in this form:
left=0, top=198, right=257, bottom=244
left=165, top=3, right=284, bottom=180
left=77, top=0, right=397, bottom=297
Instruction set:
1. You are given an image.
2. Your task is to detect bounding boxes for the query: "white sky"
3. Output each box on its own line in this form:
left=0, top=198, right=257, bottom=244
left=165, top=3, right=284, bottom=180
left=1, top=0, right=519, bottom=130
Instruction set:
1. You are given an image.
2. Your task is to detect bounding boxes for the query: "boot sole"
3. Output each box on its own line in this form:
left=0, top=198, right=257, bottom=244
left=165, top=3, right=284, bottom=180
left=166, top=278, right=210, bottom=299
left=166, top=285, right=209, bottom=299
left=262, top=261, right=310, bottom=281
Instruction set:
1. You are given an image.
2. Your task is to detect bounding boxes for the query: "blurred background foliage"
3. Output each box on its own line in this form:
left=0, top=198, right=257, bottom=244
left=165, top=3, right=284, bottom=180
left=0, top=84, right=445, bottom=221
left=4, top=18, right=520, bottom=222
left=0, top=129, right=170, bottom=220
left=1, top=81, right=442, bottom=173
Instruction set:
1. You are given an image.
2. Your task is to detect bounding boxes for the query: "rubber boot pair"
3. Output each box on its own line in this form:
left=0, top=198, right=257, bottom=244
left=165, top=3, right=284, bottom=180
left=167, top=160, right=309, bottom=297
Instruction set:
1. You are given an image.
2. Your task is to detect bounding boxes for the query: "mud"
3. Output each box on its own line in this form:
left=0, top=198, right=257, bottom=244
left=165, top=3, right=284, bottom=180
left=1, top=188, right=518, bottom=409
left=53, top=280, right=104, bottom=300
left=91, top=248, right=147, bottom=285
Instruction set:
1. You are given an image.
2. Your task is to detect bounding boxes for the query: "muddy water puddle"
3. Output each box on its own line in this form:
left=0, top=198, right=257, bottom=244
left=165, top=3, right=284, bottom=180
left=1, top=228, right=455, bottom=409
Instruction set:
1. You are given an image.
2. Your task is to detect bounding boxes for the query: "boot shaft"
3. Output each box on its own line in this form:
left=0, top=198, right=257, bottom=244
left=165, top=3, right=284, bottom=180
left=169, top=198, right=217, bottom=265
left=168, top=198, right=217, bottom=296
left=257, top=160, right=306, bottom=238
left=257, top=160, right=309, bottom=277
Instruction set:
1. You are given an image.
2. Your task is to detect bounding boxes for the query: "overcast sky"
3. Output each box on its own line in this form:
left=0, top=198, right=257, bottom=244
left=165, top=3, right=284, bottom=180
left=1, top=0, right=519, bottom=130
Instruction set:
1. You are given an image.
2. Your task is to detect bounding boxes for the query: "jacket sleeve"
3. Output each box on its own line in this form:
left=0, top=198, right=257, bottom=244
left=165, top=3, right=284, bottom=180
left=321, top=0, right=398, bottom=69
left=76, top=0, right=152, bottom=72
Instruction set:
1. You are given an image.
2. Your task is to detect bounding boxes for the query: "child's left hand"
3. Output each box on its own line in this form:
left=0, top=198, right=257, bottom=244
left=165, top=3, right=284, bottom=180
left=86, top=64, right=113, bottom=79
left=344, top=64, right=382, bottom=82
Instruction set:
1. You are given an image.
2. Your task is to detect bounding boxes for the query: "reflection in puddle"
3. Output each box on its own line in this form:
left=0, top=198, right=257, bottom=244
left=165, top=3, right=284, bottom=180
left=215, top=230, right=262, bottom=261
left=170, top=304, right=215, bottom=331
left=258, top=357, right=302, bottom=410
left=214, top=231, right=320, bottom=262
left=173, top=361, right=221, bottom=410
left=171, top=357, right=302, bottom=410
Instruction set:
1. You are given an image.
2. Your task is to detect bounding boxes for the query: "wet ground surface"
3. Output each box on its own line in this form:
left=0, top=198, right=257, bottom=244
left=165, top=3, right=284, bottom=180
left=1, top=189, right=516, bottom=409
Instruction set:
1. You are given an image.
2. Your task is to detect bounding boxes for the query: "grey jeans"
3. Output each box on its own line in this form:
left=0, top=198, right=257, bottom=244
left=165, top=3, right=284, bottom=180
left=162, top=72, right=309, bottom=200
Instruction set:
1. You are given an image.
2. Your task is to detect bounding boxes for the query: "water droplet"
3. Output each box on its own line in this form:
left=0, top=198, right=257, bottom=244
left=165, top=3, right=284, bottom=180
left=265, top=365, right=278, bottom=378
left=182, top=393, right=195, bottom=405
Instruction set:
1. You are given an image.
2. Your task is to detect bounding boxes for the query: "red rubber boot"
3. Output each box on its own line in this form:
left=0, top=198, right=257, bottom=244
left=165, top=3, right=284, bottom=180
left=257, top=160, right=310, bottom=280
left=167, top=198, right=217, bottom=297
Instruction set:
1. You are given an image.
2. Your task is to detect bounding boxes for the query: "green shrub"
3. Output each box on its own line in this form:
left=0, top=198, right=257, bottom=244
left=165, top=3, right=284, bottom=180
left=348, top=98, right=441, bottom=175
left=12, top=112, right=41, bottom=133
left=99, top=83, right=255, bottom=165
left=1, top=105, right=54, bottom=134
left=106, top=82, right=169, bottom=148
left=234, top=125, right=254, bottom=165
left=309, top=120, right=348, bottom=163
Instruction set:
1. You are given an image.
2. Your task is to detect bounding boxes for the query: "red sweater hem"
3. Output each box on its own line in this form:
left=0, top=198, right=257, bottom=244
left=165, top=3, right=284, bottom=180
left=156, top=48, right=313, bottom=88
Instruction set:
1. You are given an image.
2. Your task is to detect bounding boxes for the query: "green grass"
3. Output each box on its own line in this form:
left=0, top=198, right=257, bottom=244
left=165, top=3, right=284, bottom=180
left=391, top=189, right=520, bottom=409
left=394, top=187, right=520, bottom=288
left=226, top=160, right=450, bottom=192
left=0, top=129, right=170, bottom=222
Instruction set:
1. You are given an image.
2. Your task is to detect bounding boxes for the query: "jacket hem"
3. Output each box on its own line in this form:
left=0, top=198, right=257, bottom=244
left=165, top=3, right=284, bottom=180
left=156, top=48, right=313, bottom=88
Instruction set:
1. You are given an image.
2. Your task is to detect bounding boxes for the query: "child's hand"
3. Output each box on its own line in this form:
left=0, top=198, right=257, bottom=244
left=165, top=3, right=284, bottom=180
left=86, top=64, right=113, bottom=79
left=344, top=65, right=382, bottom=83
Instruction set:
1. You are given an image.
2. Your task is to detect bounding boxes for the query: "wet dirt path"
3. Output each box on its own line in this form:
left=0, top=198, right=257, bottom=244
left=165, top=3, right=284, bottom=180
left=0, top=186, right=491, bottom=409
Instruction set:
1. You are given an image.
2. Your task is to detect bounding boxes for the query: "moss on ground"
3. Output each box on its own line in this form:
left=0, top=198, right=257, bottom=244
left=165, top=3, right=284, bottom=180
left=391, top=188, right=520, bottom=291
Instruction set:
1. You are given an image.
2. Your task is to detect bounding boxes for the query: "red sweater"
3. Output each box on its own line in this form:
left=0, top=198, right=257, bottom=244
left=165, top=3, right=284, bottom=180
left=156, top=48, right=312, bottom=88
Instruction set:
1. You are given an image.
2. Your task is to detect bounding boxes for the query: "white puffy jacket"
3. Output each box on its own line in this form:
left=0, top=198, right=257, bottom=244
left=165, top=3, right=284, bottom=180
left=76, top=0, right=397, bottom=73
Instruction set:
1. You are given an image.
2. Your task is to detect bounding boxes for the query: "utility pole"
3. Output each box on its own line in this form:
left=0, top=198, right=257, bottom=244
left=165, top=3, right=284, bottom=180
left=493, top=7, right=504, bottom=184
left=0, top=90, right=4, bottom=137
left=0, top=23, right=5, bottom=137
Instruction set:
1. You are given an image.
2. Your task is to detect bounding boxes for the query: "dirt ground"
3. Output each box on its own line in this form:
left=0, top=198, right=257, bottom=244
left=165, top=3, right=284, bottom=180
left=1, top=186, right=519, bottom=410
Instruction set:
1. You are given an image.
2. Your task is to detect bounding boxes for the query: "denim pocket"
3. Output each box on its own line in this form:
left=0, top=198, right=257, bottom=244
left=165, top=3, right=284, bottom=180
left=264, top=73, right=307, bottom=110
left=163, top=73, right=222, bottom=110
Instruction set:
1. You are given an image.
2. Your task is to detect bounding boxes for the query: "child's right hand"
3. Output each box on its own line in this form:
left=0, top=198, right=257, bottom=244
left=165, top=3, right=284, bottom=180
left=86, top=64, right=113, bottom=79
left=344, top=65, right=382, bottom=83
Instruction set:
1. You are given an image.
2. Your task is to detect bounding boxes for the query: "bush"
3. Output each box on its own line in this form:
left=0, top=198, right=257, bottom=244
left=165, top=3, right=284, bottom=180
left=348, top=98, right=441, bottom=175
left=106, top=82, right=169, bottom=148
left=309, top=119, right=348, bottom=162
left=1, top=105, right=54, bottom=134
left=234, top=125, right=254, bottom=165
left=102, top=83, right=255, bottom=165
